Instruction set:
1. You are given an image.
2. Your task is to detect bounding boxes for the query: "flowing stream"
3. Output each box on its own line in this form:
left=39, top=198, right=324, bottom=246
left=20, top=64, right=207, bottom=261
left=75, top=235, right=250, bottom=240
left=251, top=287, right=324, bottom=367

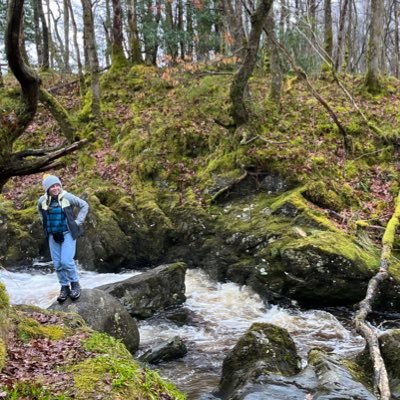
left=0, top=266, right=366, bottom=399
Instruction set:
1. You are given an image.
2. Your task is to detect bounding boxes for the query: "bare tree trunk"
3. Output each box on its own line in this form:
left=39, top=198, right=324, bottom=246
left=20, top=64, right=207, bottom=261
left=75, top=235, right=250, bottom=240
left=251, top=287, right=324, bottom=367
left=307, top=0, right=316, bottom=31
left=334, top=0, right=349, bottom=71
left=394, top=0, right=400, bottom=78
left=103, top=0, right=111, bottom=66
left=63, top=0, right=71, bottom=73
left=50, top=11, right=67, bottom=71
left=346, top=0, right=357, bottom=73
left=127, top=0, right=142, bottom=63
left=81, top=0, right=101, bottom=117
left=165, top=0, right=178, bottom=62
left=221, top=0, right=247, bottom=60
left=365, top=0, right=384, bottom=93
left=324, top=0, right=333, bottom=58
left=143, top=0, right=161, bottom=65
left=32, top=0, right=43, bottom=66
left=67, top=0, right=84, bottom=87
left=230, top=0, right=274, bottom=126
left=178, top=0, right=184, bottom=59
left=279, top=0, right=287, bottom=39
left=266, top=7, right=282, bottom=107
left=186, top=0, right=194, bottom=60
left=111, top=0, right=127, bottom=65
left=45, top=0, right=53, bottom=68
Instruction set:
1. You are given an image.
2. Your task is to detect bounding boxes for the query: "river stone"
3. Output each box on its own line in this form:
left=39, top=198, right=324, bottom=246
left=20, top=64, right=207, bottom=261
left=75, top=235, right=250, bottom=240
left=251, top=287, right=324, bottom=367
left=309, top=349, right=376, bottom=399
left=218, top=322, right=302, bottom=399
left=48, top=288, right=140, bottom=354
left=138, top=336, right=187, bottom=364
left=227, top=366, right=317, bottom=400
left=96, top=262, right=187, bottom=318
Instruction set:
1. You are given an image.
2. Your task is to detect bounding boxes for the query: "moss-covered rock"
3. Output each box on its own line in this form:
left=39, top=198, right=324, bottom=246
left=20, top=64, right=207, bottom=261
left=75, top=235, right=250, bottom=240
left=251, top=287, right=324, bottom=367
left=0, top=199, right=43, bottom=267
left=49, top=288, right=140, bottom=354
left=218, top=322, right=301, bottom=399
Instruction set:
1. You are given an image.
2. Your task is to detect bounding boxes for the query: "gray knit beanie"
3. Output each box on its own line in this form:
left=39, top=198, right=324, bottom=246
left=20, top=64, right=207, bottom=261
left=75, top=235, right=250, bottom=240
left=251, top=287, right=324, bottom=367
left=42, top=174, right=62, bottom=192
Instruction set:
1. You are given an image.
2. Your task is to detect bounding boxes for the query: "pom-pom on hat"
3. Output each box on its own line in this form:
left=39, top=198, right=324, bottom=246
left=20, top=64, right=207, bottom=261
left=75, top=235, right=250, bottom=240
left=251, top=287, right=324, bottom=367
left=42, top=174, right=62, bottom=192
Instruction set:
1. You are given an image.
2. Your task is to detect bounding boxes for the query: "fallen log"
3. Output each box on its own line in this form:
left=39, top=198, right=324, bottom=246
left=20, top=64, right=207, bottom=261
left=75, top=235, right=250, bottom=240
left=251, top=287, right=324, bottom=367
left=353, top=191, right=400, bottom=400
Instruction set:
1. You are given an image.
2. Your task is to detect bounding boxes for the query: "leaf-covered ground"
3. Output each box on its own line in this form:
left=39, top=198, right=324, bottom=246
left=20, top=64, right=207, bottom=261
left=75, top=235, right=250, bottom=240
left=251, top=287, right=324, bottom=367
left=0, top=308, right=92, bottom=399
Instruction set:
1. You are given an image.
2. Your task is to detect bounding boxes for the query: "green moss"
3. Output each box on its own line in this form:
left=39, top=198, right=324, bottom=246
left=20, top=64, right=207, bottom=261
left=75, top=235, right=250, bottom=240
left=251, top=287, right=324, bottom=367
left=0, top=338, right=6, bottom=371
left=280, top=230, right=379, bottom=272
left=71, top=332, right=185, bottom=399
left=0, top=381, right=71, bottom=400
left=0, top=282, right=9, bottom=310
left=17, top=317, right=69, bottom=341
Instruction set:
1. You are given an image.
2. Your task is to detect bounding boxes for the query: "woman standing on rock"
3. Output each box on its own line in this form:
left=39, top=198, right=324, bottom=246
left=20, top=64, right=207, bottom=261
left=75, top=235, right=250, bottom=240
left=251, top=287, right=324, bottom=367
left=38, top=174, right=89, bottom=302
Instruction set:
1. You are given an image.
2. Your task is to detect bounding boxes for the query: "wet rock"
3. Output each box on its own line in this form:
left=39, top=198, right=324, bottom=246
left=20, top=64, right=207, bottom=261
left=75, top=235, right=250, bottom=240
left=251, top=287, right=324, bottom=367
left=228, top=367, right=316, bottom=400
left=48, top=288, right=140, bottom=354
left=218, top=323, right=301, bottom=399
left=161, top=307, right=201, bottom=326
left=138, top=336, right=187, bottom=364
left=278, top=236, right=373, bottom=307
left=96, top=262, right=187, bottom=318
left=259, top=173, right=292, bottom=194
left=223, top=347, right=376, bottom=400
left=309, top=349, right=375, bottom=399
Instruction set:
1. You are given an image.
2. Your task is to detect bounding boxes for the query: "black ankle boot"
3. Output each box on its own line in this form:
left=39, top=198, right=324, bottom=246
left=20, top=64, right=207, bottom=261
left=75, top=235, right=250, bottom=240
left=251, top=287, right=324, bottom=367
left=57, top=285, right=71, bottom=302
left=70, top=281, right=81, bottom=300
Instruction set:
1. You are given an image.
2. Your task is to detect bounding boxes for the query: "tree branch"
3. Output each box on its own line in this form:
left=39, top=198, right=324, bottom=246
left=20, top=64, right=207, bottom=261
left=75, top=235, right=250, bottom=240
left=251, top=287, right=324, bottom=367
left=2, top=138, right=89, bottom=177
left=353, top=191, right=400, bottom=400
left=11, top=144, right=66, bottom=159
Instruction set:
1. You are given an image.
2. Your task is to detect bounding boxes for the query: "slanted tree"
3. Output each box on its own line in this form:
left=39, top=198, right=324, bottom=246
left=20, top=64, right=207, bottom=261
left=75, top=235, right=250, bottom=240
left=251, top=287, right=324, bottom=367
left=0, top=0, right=87, bottom=191
left=229, top=0, right=274, bottom=126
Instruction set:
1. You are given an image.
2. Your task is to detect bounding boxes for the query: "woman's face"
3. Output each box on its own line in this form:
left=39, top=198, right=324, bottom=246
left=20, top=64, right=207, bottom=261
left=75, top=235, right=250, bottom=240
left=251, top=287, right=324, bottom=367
left=48, top=183, right=61, bottom=197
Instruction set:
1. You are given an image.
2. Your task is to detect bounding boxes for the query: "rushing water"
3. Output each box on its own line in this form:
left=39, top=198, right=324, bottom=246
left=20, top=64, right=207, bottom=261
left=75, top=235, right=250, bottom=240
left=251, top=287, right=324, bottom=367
left=0, top=266, right=365, bottom=399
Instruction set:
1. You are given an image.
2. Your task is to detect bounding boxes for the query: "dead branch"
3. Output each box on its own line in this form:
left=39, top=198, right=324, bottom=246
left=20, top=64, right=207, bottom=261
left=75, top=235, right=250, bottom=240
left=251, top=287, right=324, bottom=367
left=270, top=36, right=348, bottom=148
left=46, top=79, right=80, bottom=93
left=353, top=191, right=400, bottom=400
left=240, top=135, right=288, bottom=145
left=2, top=138, right=89, bottom=177
left=293, top=21, right=382, bottom=135
left=12, top=144, right=65, bottom=159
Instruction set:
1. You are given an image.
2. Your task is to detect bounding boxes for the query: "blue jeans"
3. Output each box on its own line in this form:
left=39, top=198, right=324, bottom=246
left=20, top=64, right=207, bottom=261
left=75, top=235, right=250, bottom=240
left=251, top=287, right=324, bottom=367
left=48, top=232, right=79, bottom=286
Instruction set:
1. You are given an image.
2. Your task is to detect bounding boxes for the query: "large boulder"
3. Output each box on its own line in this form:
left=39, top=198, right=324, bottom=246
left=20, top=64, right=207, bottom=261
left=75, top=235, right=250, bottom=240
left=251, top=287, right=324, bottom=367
left=218, top=323, right=302, bottom=399
left=96, top=262, right=187, bottom=318
left=48, top=288, right=140, bottom=354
